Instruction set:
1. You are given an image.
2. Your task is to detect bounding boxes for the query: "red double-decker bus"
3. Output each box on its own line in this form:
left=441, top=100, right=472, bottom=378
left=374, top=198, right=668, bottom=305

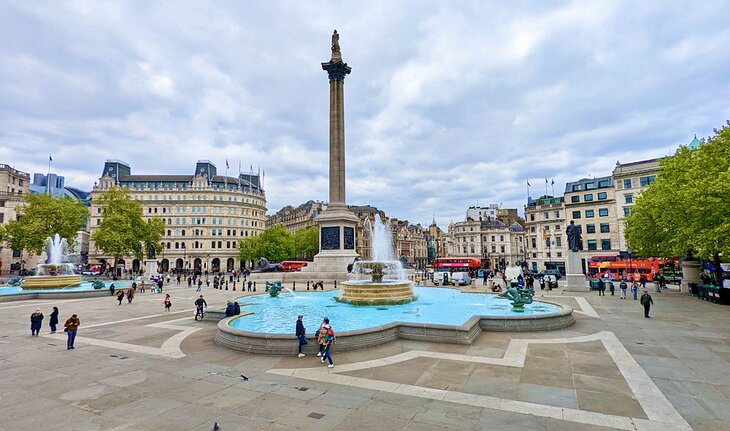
left=588, top=256, right=677, bottom=281
left=282, top=261, right=308, bottom=272
left=433, top=257, right=481, bottom=271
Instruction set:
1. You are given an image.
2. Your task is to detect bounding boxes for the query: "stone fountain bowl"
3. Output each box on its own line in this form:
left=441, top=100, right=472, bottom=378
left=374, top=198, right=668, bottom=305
left=21, top=264, right=82, bottom=289
left=337, top=280, right=415, bottom=305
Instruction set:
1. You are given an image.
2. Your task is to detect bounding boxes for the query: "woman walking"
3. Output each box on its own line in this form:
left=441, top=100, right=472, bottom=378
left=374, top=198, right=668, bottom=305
left=49, top=306, right=59, bottom=333
left=164, top=294, right=172, bottom=313
left=64, top=314, right=80, bottom=350
left=30, top=308, right=44, bottom=336
left=127, top=285, right=135, bottom=303
left=116, top=289, right=125, bottom=305
left=320, top=318, right=336, bottom=368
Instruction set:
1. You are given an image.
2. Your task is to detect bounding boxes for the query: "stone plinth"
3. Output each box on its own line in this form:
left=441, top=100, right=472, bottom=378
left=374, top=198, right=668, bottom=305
left=680, top=259, right=700, bottom=294
left=144, top=259, right=158, bottom=278
left=564, top=251, right=589, bottom=291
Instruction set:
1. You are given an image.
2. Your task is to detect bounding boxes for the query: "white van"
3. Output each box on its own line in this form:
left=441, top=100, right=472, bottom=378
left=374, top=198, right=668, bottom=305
left=433, top=271, right=451, bottom=286
left=504, top=266, right=524, bottom=286
left=451, top=272, right=472, bottom=286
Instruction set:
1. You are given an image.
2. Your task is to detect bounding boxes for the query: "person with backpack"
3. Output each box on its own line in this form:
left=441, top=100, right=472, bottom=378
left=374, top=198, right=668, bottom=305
left=319, top=318, right=335, bottom=368
left=296, top=315, right=307, bottom=357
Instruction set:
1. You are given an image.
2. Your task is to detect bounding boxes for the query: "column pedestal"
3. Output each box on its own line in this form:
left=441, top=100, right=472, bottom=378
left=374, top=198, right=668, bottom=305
left=144, top=259, right=158, bottom=279
left=564, top=252, right=589, bottom=291
left=303, top=204, right=358, bottom=274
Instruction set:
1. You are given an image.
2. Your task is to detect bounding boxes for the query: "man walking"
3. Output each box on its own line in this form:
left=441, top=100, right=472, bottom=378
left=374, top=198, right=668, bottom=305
left=640, top=290, right=654, bottom=318
left=64, top=314, right=80, bottom=350
left=597, top=278, right=605, bottom=296
left=619, top=279, right=628, bottom=299
left=296, top=315, right=307, bottom=357
left=632, top=281, right=639, bottom=300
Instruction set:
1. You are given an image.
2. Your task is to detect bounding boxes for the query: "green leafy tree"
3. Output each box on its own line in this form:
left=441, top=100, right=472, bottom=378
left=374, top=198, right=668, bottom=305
left=2, top=193, right=88, bottom=256
left=91, top=187, right=164, bottom=267
left=238, top=225, right=298, bottom=263
left=293, top=226, right=319, bottom=260
left=626, top=122, right=730, bottom=280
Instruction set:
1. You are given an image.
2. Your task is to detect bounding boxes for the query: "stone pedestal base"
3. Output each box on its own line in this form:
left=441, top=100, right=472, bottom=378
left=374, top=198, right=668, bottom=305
left=564, top=251, right=589, bottom=291
left=144, top=259, right=158, bottom=278
left=680, top=259, right=700, bottom=294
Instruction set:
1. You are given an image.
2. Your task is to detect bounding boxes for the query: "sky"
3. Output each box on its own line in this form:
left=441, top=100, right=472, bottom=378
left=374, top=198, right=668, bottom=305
left=1, top=1, right=729, bottom=229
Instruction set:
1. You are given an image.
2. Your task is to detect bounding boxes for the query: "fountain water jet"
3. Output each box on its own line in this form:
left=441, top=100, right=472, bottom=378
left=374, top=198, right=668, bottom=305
left=21, top=234, right=82, bottom=289
left=337, top=215, right=415, bottom=305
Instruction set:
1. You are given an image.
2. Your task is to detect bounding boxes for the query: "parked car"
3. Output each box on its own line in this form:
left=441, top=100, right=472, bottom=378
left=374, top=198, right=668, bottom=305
left=539, top=269, right=562, bottom=280
left=451, top=272, right=472, bottom=286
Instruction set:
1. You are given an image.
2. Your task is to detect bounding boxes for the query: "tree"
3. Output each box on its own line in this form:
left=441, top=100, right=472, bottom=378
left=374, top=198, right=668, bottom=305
left=91, top=187, right=164, bottom=268
left=238, top=225, right=298, bottom=263
left=626, top=122, right=730, bottom=281
left=2, top=193, right=88, bottom=256
left=293, top=226, right=319, bottom=260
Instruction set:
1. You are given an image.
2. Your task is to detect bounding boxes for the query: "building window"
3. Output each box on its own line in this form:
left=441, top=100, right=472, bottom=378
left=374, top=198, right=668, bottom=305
left=600, top=223, right=610, bottom=233
left=571, top=195, right=580, bottom=203
left=624, top=207, right=631, bottom=217
left=530, top=214, right=535, bottom=221
left=544, top=226, right=550, bottom=231
left=585, top=182, right=597, bottom=190
left=587, top=240, right=597, bottom=251
left=639, top=176, right=656, bottom=187
left=585, top=210, right=594, bottom=218
left=491, top=236, right=495, bottom=241
left=598, top=208, right=609, bottom=217
left=586, top=224, right=596, bottom=234
left=555, top=237, right=562, bottom=247
left=557, top=252, right=562, bottom=257
left=544, top=212, right=549, bottom=219
left=555, top=211, right=560, bottom=218
left=601, top=239, right=612, bottom=250
left=584, top=194, right=593, bottom=201
left=597, top=192, right=607, bottom=200
left=500, top=245, right=505, bottom=253
left=623, top=179, right=632, bottom=189
left=531, top=238, right=537, bottom=248
left=572, top=211, right=581, bottom=219
left=212, top=241, right=216, bottom=249
left=625, top=194, right=633, bottom=204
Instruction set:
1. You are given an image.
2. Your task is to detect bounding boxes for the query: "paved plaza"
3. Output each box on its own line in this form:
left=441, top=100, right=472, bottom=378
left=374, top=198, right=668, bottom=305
left=1, top=282, right=729, bottom=430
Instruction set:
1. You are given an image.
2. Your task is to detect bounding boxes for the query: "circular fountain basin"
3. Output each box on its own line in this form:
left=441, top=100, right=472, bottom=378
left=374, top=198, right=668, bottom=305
left=336, top=280, right=415, bottom=305
left=0, top=280, right=130, bottom=302
left=216, top=287, right=575, bottom=355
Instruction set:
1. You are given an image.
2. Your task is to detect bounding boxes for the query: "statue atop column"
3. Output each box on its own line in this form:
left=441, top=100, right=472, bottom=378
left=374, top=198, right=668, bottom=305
left=566, top=221, right=583, bottom=252
left=330, top=30, right=342, bottom=62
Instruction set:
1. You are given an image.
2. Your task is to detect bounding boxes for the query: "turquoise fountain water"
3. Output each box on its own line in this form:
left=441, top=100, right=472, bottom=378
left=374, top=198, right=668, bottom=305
left=230, top=287, right=560, bottom=334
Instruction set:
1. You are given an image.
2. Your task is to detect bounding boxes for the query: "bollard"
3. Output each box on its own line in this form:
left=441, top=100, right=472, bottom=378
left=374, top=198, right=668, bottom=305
left=232, top=284, right=236, bottom=291
left=307, top=281, right=310, bottom=290
left=225, top=285, right=228, bottom=290
left=334, top=280, right=337, bottom=289
left=293, top=281, right=296, bottom=291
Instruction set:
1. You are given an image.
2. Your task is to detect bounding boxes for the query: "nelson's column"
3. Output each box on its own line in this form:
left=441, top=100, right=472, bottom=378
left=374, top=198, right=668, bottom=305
left=307, top=30, right=359, bottom=274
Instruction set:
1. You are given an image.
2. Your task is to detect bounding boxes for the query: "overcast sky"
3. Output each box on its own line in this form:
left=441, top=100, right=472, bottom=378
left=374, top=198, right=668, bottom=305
left=1, top=1, right=728, bottom=228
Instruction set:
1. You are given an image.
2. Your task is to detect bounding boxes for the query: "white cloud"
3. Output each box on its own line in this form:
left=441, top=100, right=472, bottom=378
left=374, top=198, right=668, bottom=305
left=1, top=0, right=729, bottom=228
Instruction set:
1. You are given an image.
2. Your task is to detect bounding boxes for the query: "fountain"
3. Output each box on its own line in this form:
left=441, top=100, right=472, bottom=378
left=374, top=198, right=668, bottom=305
left=336, top=215, right=415, bottom=305
left=21, top=234, right=82, bottom=289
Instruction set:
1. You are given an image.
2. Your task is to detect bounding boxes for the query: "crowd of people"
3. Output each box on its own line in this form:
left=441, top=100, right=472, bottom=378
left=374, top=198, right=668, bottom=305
left=28, top=306, right=80, bottom=349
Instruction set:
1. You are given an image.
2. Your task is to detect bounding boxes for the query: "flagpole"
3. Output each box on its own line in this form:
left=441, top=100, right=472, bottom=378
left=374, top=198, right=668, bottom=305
left=551, top=180, right=555, bottom=197
left=545, top=179, right=548, bottom=197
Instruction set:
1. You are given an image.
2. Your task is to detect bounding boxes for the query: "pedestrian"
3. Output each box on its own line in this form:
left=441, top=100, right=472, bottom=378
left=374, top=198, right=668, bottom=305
left=109, top=282, right=115, bottom=296
left=619, top=279, right=628, bottom=299
left=64, top=314, right=80, bottom=350
left=164, top=294, right=172, bottom=313
left=248, top=281, right=252, bottom=292
left=225, top=301, right=235, bottom=317
left=296, top=315, right=307, bottom=357
left=597, top=278, right=605, bottom=296
left=30, top=308, right=44, bottom=336
left=139, top=280, right=146, bottom=293
left=527, top=275, right=534, bottom=290
left=632, top=281, right=639, bottom=300
left=157, top=279, right=163, bottom=293
left=116, top=289, right=125, bottom=305
left=177, top=275, right=181, bottom=285
left=639, top=274, right=647, bottom=288
left=482, top=272, right=487, bottom=286
left=316, top=317, right=328, bottom=357
left=609, top=281, right=615, bottom=296
left=640, top=290, right=654, bottom=318
left=539, top=276, right=545, bottom=290
left=49, top=306, right=59, bottom=333
left=187, top=277, right=192, bottom=288
left=197, top=279, right=203, bottom=291
left=166, top=274, right=171, bottom=284
left=127, top=285, right=135, bottom=303
left=320, top=319, right=335, bottom=368
left=233, top=301, right=240, bottom=315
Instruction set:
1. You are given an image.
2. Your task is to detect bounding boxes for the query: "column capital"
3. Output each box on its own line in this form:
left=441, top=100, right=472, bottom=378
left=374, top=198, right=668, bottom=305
left=322, top=60, right=351, bottom=81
